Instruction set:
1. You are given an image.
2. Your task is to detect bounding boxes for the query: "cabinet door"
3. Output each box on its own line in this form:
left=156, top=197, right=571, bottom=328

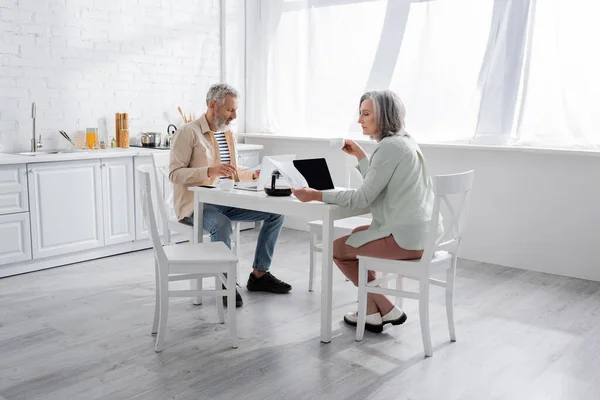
left=134, top=156, right=152, bottom=240
left=0, top=212, right=31, bottom=265
left=28, top=160, right=104, bottom=259
left=101, top=157, right=135, bottom=245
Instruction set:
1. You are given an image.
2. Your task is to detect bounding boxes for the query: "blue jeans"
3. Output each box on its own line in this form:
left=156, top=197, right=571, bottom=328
left=183, top=204, right=284, bottom=272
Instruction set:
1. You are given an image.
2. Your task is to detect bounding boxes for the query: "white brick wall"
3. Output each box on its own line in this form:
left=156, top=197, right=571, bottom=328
left=0, top=0, right=221, bottom=152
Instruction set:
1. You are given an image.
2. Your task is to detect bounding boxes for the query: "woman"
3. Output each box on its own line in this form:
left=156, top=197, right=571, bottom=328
left=293, top=90, right=441, bottom=333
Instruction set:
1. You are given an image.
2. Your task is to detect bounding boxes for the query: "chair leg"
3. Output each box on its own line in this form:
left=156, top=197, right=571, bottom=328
left=446, top=261, right=457, bottom=342
left=155, top=266, right=169, bottom=353
left=151, top=258, right=160, bottom=335
left=235, top=223, right=241, bottom=258
left=419, top=279, right=433, bottom=357
left=228, top=264, right=238, bottom=349
left=191, top=278, right=203, bottom=305
left=308, top=232, right=318, bottom=292
left=396, top=275, right=404, bottom=309
left=356, top=260, right=368, bottom=341
left=215, top=274, right=225, bottom=324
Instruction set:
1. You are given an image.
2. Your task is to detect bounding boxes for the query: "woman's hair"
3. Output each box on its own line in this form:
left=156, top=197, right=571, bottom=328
left=359, top=90, right=407, bottom=140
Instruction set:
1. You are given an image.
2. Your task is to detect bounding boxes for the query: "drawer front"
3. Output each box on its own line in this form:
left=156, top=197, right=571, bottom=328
left=0, top=164, right=27, bottom=189
left=0, top=212, right=32, bottom=265
left=0, top=165, right=28, bottom=215
left=0, top=188, right=28, bottom=214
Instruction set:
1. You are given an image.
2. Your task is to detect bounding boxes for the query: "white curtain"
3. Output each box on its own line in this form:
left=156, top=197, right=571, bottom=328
left=514, top=0, right=600, bottom=148
left=243, top=0, right=600, bottom=148
left=388, top=0, right=493, bottom=142
left=472, top=0, right=531, bottom=144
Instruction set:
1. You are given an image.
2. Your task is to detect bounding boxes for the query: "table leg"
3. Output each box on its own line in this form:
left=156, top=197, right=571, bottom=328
left=320, top=212, right=334, bottom=343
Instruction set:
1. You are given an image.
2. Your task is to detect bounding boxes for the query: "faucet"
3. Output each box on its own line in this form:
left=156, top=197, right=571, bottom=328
left=31, top=102, right=42, bottom=152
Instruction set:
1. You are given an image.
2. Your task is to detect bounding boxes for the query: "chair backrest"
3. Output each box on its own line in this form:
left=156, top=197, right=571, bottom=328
left=137, top=165, right=167, bottom=263
left=151, top=152, right=176, bottom=225
left=345, top=154, right=368, bottom=188
left=422, top=170, right=475, bottom=263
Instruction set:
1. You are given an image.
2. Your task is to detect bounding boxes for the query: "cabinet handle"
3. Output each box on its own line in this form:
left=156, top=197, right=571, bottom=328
left=28, top=169, right=35, bottom=174
left=101, top=163, right=107, bottom=168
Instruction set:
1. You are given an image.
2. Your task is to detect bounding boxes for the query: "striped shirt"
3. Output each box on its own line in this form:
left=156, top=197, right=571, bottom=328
left=213, top=132, right=230, bottom=163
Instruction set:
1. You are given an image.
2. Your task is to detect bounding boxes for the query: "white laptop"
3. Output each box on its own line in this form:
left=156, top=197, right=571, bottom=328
left=235, top=154, right=296, bottom=191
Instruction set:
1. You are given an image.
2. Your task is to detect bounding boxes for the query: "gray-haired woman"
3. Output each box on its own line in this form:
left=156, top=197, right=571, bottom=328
left=293, top=90, right=441, bottom=333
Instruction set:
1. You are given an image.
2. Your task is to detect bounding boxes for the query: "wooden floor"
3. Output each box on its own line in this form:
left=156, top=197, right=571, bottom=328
left=1, top=228, right=600, bottom=400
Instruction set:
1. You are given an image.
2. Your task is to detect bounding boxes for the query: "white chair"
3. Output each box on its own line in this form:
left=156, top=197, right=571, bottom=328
left=150, top=152, right=241, bottom=253
left=137, top=165, right=239, bottom=352
left=355, top=170, right=475, bottom=357
left=150, top=152, right=242, bottom=305
left=307, top=166, right=372, bottom=291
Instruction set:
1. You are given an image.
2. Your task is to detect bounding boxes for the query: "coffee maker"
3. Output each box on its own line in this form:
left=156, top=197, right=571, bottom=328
left=264, top=170, right=292, bottom=196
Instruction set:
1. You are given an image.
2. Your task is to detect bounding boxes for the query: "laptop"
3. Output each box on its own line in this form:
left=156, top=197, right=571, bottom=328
left=292, top=158, right=335, bottom=190
left=235, top=154, right=296, bottom=191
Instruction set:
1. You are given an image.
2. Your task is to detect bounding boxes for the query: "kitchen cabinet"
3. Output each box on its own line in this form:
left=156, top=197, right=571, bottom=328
left=28, top=160, right=104, bottom=259
left=134, top=156, right=153, bottom=240
left=0, top=164, right=28, bottom=215
left=0, top=212, right=31, bottom=265
left=101, top=157, right=135, bottom=245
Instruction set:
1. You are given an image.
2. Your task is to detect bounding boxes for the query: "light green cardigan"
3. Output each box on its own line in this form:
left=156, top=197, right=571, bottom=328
left=322, top=135, right=442, bottom=250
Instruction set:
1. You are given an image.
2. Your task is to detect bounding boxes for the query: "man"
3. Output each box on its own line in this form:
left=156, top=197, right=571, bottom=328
left=169, top=83, right=291, bottom=308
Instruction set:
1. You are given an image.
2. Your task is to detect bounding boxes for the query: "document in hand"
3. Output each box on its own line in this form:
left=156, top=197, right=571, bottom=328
left=268, top=158, right=309, bottom=189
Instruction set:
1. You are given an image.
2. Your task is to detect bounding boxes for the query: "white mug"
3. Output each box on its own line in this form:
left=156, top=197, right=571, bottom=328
left=217, top=178, right=234, bottom=191
left=330, top=138, right=345, bottom=149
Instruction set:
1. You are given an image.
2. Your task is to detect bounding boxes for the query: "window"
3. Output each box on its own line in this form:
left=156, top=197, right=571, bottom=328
left=515, top=0, right=600, bottom=147
left=244, top=0, right=600, bottom=149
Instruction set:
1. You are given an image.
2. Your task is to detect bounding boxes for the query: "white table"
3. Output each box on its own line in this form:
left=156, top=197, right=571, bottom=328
left=189, top=186, right=367, bottom=343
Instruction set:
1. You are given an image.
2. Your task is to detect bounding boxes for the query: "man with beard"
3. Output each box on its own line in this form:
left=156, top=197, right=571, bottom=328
left=169, top=83, right=291, bottom=308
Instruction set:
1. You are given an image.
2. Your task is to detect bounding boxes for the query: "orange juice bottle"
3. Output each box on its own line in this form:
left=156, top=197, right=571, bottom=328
left=86, top=128, right=98, bottom=149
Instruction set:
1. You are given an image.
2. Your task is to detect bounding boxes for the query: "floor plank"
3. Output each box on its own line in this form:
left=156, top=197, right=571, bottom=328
left=1, top=228, right=599, bottom=400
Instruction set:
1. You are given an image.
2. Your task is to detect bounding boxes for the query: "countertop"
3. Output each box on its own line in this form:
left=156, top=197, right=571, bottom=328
left=0, top=143, right=264, bottom=165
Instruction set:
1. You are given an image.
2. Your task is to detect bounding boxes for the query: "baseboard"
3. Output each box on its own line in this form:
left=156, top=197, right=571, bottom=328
left=0, top=240, right=154, bottom=278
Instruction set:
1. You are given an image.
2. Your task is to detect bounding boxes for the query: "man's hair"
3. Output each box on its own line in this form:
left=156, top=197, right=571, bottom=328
left=206, top=83, right=238, bottom=106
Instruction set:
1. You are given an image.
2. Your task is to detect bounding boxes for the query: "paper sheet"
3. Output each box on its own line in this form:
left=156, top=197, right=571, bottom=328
left=238, top=164, right=261, bottom=173
left=269, top=158, right=308, bottom=189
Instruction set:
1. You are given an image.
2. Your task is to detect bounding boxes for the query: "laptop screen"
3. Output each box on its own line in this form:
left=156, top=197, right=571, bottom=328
left=292, top=158, right=335, bottom=190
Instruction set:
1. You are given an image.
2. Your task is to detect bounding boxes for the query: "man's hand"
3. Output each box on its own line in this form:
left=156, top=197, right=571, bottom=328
left=292, top=187, right=322, bottom=202
left=208, top=163, right=237, bottom=178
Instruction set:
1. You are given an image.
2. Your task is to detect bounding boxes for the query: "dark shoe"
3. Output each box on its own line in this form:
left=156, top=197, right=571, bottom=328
left=222, top=284, right=243, bottom=308
left=246, top=272, right=292, bottom=294
left=381, top=306, right=407, bottom=326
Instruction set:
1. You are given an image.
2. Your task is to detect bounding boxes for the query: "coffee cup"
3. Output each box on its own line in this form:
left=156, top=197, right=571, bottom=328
left=330, top=138, right=345, bottom=149
left=217, top=178, right=234, bottom=191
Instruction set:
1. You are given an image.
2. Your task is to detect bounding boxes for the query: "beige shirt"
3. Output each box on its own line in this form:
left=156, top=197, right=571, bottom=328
left=168, top=113, right=252, bottom=220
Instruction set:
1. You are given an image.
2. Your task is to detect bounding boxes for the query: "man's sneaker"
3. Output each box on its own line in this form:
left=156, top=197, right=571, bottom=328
left=246, top=272, right=292, bottom=294
left=343, top=311, right=383, bottom=333
left=222, top=284, right=243, bottom=308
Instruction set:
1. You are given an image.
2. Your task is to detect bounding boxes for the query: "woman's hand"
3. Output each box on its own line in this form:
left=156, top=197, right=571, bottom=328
left=342, top=139, right=367, bottom=161
left=252, top=170, right=260, bottom=180
left=292, top=187, right=322, bottom=202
